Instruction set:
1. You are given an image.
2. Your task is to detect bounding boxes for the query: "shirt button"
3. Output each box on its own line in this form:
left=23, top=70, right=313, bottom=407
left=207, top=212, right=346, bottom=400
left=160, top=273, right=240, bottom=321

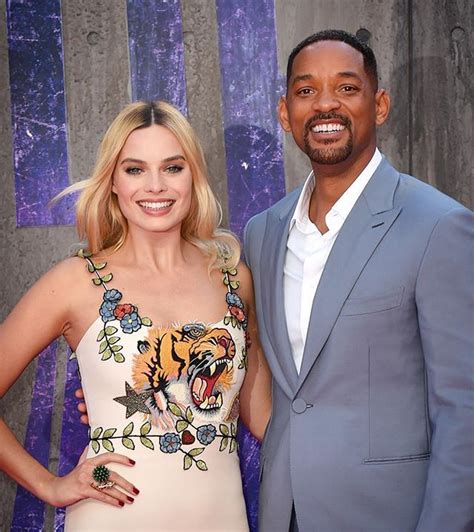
left=292, top=398, right=309, bottom=414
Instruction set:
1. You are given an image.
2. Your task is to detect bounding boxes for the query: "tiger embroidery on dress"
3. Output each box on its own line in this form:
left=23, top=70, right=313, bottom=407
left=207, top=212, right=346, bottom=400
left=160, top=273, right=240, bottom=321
left=132, top=323, right=238, bottom=429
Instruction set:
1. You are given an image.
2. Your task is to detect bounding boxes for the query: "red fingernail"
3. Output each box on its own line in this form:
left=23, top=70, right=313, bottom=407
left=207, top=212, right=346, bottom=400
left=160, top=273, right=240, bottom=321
left=129, top=459, right=136, bottom=465
left=119, top=501, right=124, bottom=507
left=133, top=487, right=140, bottom=495
left=127, top=496, right=134, bottom=503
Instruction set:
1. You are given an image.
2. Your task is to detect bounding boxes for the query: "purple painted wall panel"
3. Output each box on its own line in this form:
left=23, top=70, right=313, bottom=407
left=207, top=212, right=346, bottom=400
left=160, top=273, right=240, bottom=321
left=216, top=0, right=286, bottom=241
left=127, top=0, right=187, bottom=114
left=6, top=0, right=74, bottom=227
left=216, top=1, right=284, bottom=529
left=11, top=343, right=58, bottom=531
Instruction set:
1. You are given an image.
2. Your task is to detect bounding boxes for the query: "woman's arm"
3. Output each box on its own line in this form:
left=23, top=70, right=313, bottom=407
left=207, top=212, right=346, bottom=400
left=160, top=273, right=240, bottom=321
left=0, top=260, right=136, bottom=507
left=237, top=262, right=272, bottom=442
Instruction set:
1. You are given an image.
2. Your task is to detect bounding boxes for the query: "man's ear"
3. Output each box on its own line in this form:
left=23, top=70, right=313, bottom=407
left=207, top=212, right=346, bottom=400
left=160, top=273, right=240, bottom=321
left=278, top=96, right=292, bottom=132
left=375, top=89, right=390, bottom=126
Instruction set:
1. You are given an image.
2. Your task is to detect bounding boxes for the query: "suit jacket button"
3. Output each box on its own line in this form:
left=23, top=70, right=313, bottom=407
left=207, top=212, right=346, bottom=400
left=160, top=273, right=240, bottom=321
left=292, top=398, right=308, bottom=414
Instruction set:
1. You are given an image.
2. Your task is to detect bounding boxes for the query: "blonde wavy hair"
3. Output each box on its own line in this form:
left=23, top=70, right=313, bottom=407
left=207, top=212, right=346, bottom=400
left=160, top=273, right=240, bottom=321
left=57, top=101, right=240, bottom=270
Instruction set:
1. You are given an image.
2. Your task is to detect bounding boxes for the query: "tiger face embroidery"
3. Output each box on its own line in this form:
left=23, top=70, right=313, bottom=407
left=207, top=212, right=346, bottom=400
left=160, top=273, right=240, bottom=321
left=132, top=324, right=236, bottom=429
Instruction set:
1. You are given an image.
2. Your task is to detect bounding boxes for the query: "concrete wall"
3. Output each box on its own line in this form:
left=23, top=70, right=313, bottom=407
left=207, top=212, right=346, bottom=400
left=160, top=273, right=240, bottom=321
left=0, top=1, right=471, bottom=529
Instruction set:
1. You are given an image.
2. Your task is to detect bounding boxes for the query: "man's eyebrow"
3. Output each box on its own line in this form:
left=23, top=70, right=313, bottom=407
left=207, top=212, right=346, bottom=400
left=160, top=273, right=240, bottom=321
left=337, top=71, right=363, bottom=82
left=291, top=74, right=314, bottom=86
left=291, top=71, right=364, bottom=86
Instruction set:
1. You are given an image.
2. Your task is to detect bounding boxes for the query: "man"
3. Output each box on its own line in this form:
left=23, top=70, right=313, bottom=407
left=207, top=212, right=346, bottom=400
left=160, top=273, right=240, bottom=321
left=244, top=30, right=473, bottom=531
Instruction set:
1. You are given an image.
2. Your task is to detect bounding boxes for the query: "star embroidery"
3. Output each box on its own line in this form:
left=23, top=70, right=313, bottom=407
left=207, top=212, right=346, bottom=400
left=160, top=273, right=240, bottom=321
left=113, top=382, right=152, bottom=418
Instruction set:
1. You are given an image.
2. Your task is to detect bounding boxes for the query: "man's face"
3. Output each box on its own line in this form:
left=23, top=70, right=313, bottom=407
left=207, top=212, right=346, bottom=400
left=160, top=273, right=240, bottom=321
left=279, top=40, right=389, bottom=172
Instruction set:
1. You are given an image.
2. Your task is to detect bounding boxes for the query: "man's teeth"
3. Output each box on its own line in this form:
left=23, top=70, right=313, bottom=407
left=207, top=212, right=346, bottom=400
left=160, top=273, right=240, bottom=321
left=139, top=200, right=173, bottom=210
left=312, top=123, right=345, bottom=133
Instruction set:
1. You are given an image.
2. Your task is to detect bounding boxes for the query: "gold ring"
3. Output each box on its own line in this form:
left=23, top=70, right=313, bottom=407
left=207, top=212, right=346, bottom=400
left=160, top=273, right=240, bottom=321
left=90, top=480, right=116, bottom=490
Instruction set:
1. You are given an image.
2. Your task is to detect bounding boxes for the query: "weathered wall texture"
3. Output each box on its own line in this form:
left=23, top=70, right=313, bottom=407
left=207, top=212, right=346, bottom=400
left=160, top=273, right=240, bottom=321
left=0, top=0, right=471, bottom=530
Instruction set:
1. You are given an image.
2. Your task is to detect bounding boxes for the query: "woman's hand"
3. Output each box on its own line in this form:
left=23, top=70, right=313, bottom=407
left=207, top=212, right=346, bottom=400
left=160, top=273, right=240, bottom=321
left=45, top=451, right=139, bottom=508
left=75, top=388, right=89, bottom=425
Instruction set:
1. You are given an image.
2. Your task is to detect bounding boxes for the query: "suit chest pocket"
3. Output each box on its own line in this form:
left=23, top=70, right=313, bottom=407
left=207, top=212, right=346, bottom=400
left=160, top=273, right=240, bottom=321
left=340, top=287, right=404, bottom=316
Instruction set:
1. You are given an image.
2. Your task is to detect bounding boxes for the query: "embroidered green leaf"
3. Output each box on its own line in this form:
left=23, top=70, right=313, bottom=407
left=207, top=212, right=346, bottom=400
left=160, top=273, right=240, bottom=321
left=113, top=352, right=125, bottom=363
left=87, top=262, right=95, bottom=273
left=122, top=437, right=135, bottom=450
left=188, top=447, right=204, bottom=457
left=230, top=423, right=236, bottom=437
left=108, top=336, right=120, bottom=345
left=141, top=317, right=152, bottom=327
left=101, top=273, right=113, bottom=283
left=92, top=278, right=102, bottom=286
left=223, top=277, right=229, bottom=286
left=184, top=454, right=192, bottom=470
left=91, top=440, right=100, bottom=454
left=111, top=344, right=123, bottom=352
left=230, top=280, right=240, bottom=290
left=176, top=420, right=189, bottom=433
left=103, top=428, right=117, bottom=439
left=105, top=326, right=118, bottom=335
left=103, top=439, right=114, bottom=452
left=219, top=424, right=229, bottom=436
left=140, top=436, right=154, bottom=450
left=123, top=422, right=134, bottom=436
left=101, top=348, right=112, bottom=361
left=231, top=317, right=238, bottom=328
left=69, top=352, right=77, bottom=360
left=228, top=268, right=237, bottom=276
left=196, top=460, right=208, bottom=471
left=140, top=422, right=151, bottom=435
left=77, top=248, right=92, bottom=258
left=185, top=407, right=194, bottom=423
left=219, top=437, right=229, bottom=452
left=229, top=439, right=237, bottom=453
left=168, top=402, right=183, bottom=417
left=92, top=427, right=103, bottom=439
left=96, top=329, right=105, bottom=342
left=94, top=262, right=107, bottom=270
left=223, top=316, right=231, bottom=326
left=98, top=340, right=108, bottom=354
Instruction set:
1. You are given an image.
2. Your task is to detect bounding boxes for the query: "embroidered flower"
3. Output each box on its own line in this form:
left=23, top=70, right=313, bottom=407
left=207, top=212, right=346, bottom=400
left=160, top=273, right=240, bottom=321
left=114, top=303, right=136, bottom=320
left=99, top=300, right=117, bottom=323
left=104, top=289, right=122, bottom=303
left=229, top=305, right=246, bottom=323
left=226, top=292, right=244, bottom=309
left=120, top=311, right=142, bottom=334
left=159, top=432, right=181, bottom=453
left=196, top=424, right=217, bottom=445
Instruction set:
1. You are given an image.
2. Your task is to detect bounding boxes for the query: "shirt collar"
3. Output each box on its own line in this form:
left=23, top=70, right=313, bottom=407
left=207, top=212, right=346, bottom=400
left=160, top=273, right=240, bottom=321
left=289, top=148, right=382, bottom=232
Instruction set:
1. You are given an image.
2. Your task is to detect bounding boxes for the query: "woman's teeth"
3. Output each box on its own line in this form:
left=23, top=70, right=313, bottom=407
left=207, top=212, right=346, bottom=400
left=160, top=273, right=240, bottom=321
left=138, top=200, right=174, bottom=210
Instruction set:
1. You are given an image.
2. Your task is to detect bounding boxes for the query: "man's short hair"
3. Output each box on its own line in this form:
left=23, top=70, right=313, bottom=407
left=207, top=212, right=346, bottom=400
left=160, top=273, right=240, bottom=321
left=286, top=29, right=378, bottom=91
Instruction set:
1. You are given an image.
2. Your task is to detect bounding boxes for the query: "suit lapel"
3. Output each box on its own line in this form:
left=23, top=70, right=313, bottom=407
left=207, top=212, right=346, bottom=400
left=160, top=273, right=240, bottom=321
left=296, top=159, right=402, bottom=390
left=260, top=191, right=300, bottom=395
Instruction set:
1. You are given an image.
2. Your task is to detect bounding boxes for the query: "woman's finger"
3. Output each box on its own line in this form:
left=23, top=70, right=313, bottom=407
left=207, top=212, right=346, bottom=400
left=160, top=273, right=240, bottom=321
left=86, top=484, right=126, bottom=507
left=108, top=470, right=139, bottom=496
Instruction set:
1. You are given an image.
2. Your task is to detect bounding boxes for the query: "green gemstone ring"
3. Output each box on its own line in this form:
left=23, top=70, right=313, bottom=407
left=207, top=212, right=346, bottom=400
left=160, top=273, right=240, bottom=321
left=92, top=464, right=110, bottom=484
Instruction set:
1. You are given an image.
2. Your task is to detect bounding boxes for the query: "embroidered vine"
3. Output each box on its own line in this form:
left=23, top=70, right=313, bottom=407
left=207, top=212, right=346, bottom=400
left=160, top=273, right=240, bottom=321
left=77, top=249, right=152, bottom=363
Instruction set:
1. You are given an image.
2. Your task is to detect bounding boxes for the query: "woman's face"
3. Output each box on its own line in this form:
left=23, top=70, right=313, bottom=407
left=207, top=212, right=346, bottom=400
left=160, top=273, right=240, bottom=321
left=112, top=125, right=193, bottom=237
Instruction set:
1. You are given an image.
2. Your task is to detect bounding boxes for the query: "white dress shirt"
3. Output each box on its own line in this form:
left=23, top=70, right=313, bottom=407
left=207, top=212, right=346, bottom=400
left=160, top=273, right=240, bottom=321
left=284, top=149, right=383, bottom=372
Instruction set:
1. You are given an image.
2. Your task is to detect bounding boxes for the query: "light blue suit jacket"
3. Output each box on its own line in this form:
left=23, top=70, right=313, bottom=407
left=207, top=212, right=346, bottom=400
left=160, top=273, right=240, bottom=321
left=244, top=157, right=473, bottom=532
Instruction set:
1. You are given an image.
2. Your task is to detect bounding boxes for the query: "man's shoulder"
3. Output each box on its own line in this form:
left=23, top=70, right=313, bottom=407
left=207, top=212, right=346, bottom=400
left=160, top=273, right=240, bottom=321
left=396, top=171, right=469, bottom=218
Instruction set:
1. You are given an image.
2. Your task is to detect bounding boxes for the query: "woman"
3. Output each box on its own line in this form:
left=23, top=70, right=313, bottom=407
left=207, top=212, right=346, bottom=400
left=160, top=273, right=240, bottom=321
left=0, top=101, right=271, bottom=530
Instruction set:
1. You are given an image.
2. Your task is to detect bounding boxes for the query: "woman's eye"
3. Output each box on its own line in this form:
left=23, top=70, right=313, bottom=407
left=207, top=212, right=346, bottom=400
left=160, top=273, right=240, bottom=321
left=165, top=165, right=183, bottom=174
left=125, top=167, right=143, bottom=175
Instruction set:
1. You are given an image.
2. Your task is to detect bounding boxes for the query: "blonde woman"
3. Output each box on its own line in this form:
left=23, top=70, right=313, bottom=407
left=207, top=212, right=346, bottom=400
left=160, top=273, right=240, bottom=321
left=0, top=101, right=271, bottom=530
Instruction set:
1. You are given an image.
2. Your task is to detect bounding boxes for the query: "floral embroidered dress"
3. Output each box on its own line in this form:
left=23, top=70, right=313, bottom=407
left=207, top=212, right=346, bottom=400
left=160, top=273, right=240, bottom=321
left=65, top=251, right=249, bottom=531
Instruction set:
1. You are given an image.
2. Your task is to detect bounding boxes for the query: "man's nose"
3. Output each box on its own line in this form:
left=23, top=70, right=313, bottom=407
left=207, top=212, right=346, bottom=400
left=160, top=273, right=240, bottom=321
left=311, top=89, right=341, bottom=113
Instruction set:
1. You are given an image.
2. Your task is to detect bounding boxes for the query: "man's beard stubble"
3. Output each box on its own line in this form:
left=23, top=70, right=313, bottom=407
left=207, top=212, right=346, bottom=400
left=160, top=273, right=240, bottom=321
left=303, top=112, right=353, bottom=165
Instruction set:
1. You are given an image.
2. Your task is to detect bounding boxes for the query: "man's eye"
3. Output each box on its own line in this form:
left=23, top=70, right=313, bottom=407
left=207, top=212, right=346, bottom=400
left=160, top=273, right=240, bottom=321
left=125, top=167, right=142, bottom=175
left=296, top=88, right=314, bottom=96
left=166, top=165, right=183, bottom=174
left=340, top=86, right=357, bottom=92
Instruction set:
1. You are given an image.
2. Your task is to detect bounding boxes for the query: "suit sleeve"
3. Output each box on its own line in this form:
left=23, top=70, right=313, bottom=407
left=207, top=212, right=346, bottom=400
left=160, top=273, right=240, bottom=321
left=415, top=207, right=474, bottom=531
